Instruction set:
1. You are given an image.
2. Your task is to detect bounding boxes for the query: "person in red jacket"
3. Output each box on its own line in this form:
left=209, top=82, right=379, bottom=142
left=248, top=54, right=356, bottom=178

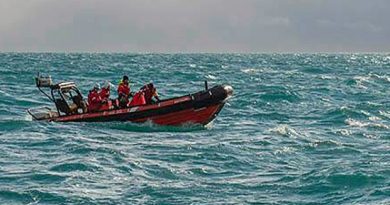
left=141, top=83, right=160, bottom=104
left=99, top=81, right=112, bottom=110
left=88, top=83, right=103, bottom=112
left=117, top=75, right=131, bottom=108
left=100, top=81, right=111, bottom=102
left=128, top=90, right=146, bottom=107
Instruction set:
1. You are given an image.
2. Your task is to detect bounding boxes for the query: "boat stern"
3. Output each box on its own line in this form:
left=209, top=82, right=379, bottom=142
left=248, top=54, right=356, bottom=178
left=27, top=107, right=58, bottom=120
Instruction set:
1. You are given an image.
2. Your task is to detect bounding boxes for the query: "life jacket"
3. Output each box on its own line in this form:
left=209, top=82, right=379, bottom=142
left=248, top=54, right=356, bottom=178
left=128, top=91, right=146, bottom=107
left=142, top=85, right=158, bottom=104
left=88, top=90, right=102, bottom=112
left=100, top=87, right=110, bottom=101
left=117, top=82, right=130, bottom=98
left=99, top=100, right=112, bottom=111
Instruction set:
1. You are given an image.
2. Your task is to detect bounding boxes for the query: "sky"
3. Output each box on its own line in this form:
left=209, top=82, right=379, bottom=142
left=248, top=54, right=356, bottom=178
left=0, top=0, right=389, bottom=53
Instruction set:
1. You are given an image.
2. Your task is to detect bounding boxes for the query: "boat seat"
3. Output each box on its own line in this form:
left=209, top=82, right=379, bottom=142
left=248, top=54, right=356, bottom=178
left=55, top=99, right=72, bottom=115
left=72, top=95, right=87, bottom=113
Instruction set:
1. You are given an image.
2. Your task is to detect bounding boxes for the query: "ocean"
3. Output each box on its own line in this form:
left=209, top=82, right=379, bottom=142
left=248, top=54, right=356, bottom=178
left=0, top=53, right=389, bottom=204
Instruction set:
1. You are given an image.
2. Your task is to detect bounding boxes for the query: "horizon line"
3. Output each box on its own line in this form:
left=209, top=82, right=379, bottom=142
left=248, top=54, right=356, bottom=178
left=0, top=51, right=389, bottom=55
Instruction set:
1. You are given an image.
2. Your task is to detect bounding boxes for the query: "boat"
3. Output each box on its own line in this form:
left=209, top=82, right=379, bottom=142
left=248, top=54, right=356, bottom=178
left=27, top=74, right=233, bottom=126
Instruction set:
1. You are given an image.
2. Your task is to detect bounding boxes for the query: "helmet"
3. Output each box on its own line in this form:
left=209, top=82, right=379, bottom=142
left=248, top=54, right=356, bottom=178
left=94, top=83, right=101, bottom=90
left=103, top=81, right=111, bottom=89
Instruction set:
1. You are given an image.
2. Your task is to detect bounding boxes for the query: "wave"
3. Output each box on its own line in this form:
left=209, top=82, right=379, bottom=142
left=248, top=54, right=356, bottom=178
left=97, top=121, right=206, bottom=133
left=1, top=53, right=389, bottom=204
left=345, top=118, right=389, bottom=129
left=268, top=124, right=300, bottom=138
left=49, top=162, right=98, bottom=172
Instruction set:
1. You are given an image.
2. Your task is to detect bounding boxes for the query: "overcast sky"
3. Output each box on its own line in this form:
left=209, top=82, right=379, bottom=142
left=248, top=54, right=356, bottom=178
left=0, top=0, right=389, bottom=53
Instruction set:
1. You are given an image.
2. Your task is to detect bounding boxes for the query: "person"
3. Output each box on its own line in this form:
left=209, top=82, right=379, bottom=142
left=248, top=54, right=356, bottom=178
left=117, top=75, right=131, bottom=108
left=128, top=90, right=146, bottom=107
left=141, top=82, right=160, bottom=104
left=88, top=83, right=103, bottom=112
left=100, top=81, right=111, bottom=102
left=99, top=81, right=112, bottom=110
left=71, top=93, right=88, bottom=113
left=62, top=92, right=79, bottom=114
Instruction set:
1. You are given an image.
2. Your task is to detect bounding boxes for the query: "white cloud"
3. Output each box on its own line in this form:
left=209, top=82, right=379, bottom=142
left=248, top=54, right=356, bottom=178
left=0, top=0, right=389, bottom=52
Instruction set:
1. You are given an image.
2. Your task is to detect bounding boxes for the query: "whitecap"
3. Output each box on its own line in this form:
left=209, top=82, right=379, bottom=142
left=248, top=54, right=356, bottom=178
left=363, top=133, right=379, bottom=139
left=379, top=110, right=390, bottom=119
left=371, top=123, right=389, bottom=129
left=353, top=76, right=371, bottom=88
left=241, top=68, right=257, bottom=74
left=24, top=114, right=33, bottom=121
left=340, top=106, right=349, bottom=111
left=345, top=118, right=369, bottom=127
left=234, top=120, right=257, bottom=126
left=274, top=146, right=296, bottom=154
left=269, top=124, right=299, bottom=138
left=337, top=129, right=352, bottom=136
left=206, top=74, right=217, bottom=80
left=112, top=62, right=124, bottom=67
left=366, top=101, right=382, bottom=107
left=361, top=110, right=371, bottom=116
left=319, top=75, right=335, bottom=80
left=373, top=74, right=390, bottom=82
left=368, top=116, right=381, bottom=121
left=345, top=118, right=389, bottom=129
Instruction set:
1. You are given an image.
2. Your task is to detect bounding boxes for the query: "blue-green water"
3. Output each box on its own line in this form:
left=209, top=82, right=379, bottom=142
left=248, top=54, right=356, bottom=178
left=0, top=53, right=389, bottom=204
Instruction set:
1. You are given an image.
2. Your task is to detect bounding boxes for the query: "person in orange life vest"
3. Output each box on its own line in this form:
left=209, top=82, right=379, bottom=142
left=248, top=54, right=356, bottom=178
left=88, top=83, right=103, bottom=112
left=141, top=83, right=160, bottom=104
left=117, top=75, right=131, bottom=108
left=128, top=90, right=146, bottom=106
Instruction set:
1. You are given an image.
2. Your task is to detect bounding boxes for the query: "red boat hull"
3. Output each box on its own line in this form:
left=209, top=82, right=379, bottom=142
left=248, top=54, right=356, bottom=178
left=46, top=85, right=232, bottom=126
left=131, top=104, right=224, bottom=126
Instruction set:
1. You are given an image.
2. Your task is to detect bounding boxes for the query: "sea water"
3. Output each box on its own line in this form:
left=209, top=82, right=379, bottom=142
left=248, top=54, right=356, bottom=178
left=0, top=53, right=389, bottom=204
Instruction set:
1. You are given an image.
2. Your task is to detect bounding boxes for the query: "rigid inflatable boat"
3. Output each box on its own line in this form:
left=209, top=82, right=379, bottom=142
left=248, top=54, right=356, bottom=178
left=27, top=74, right=233, bottom=126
